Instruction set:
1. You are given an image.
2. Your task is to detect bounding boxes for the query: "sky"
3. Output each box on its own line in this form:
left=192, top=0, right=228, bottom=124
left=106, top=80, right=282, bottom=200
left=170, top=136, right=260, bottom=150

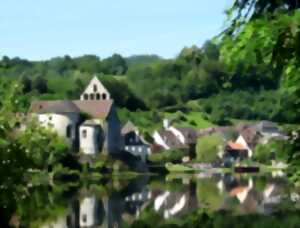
left=0, top=0, right=233, bottom=60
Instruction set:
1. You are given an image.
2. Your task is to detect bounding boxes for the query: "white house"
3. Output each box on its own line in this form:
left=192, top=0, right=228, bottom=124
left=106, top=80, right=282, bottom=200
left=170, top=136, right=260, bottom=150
left=235, top=126, right=261, bottom=158
left=152, top=119, right=197, bottom=158
left=121, top=121, right=151, bottom=161
left=80, top=76, right=110, bottom=101
left=29, top=77, right=122, bottom=155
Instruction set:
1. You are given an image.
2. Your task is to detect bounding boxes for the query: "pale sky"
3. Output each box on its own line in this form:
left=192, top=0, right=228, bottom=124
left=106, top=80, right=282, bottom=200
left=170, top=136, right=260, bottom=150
left=0, top=0, right=233, bottom=60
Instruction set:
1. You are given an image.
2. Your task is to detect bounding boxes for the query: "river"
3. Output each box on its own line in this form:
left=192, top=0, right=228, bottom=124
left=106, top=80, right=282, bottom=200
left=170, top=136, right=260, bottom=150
left=6, top=172, right=300, bottom=227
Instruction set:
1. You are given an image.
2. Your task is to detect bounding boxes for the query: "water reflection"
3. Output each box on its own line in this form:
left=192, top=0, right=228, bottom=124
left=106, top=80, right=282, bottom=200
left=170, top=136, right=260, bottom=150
left=34, top=174, right=299, bottom=227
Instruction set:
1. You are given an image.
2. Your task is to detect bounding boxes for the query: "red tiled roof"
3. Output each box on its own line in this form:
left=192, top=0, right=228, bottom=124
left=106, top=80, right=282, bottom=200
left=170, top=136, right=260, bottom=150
left=230, top=186, right=248, bottom=196
left=227, top=141, right=247, bottom=151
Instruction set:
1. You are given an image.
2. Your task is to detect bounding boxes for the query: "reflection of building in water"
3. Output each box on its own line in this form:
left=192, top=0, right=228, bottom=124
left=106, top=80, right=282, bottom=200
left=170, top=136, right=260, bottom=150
left=153, top=182, right=198, bottom=219
left=125, top=190, right=152, bottom=217
left=218, top=175, right=288, bottom=215
left=41, top=200, right=80, bottom=228
left=229, top=178, right=253, bottom=203
left=261, top=183, right=284, bottom=214
left=41, top=216, right=68, bottom=228
left=79, top=196, right=104, bottom=227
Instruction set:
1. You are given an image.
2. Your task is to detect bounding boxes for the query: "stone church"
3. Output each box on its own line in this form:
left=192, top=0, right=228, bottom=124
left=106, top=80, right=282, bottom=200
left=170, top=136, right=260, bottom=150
left=29, top=76, right=122, bottom=155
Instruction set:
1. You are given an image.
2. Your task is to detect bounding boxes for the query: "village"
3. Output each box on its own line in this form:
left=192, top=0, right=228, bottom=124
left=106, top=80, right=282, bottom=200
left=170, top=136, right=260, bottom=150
left=28, top=76, right=288, bottom=171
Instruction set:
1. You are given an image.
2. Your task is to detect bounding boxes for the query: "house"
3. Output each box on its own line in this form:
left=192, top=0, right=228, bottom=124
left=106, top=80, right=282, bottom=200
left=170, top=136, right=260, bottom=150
left=152, top=119, right=197, bottom=158
left=153, top=130, right=189, bottom=151
left=256, top=121, right=281, bottom=137
left=121, top=121, right=151, bottom=161
left=29, top=76, right=122, bottom=155
left=171, top=127, right=197, bottom=159
left=225, top=141, right=248, bottom=161
left=235, top=126, right=261, bottom=158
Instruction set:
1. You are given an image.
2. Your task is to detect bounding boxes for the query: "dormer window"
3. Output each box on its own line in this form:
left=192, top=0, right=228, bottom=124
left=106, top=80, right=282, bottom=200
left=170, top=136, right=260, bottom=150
left=83, top=93, right=89, bottom=100
left=90, top=94, right=94, bottom=100
left=93, top=84, right=97, bottom=92
left=102, top=93, right=107, bottom=100
left=96, top=93, right=101, bottom=100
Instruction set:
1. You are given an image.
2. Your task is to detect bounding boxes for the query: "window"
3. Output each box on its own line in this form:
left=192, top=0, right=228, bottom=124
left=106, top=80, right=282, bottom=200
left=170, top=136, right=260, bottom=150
left=102, top=93, right=107, bottom=100
left=93, top=84, right=97, bottom=92
left=96, top=93, right=101, bottom=100
left=83, top=93, right=89, bottom=100
left=82, top=214, right=87, bottom=223
left=66, top=125, right=72, bottom=138
left=90, top=93, right=94, bottom=100
left=82, top=129, right=87, bottom=138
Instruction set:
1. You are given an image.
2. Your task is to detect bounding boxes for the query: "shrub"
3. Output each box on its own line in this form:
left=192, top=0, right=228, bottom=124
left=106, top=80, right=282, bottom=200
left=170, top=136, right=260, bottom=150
left=148, top=149, right=185, bottom=163
left=196, top=133, right=224, bottom=163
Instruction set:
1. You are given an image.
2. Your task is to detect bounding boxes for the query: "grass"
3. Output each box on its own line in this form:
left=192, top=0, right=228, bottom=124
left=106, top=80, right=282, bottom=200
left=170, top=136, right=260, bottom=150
left=165, top=111, right=214, bottom=129
left=165, top=163, right=194, bottom=172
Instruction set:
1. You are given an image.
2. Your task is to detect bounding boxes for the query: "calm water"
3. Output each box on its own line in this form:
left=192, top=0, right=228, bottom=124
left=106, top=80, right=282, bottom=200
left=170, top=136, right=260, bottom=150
left=12, top=172, right=300, bottom=227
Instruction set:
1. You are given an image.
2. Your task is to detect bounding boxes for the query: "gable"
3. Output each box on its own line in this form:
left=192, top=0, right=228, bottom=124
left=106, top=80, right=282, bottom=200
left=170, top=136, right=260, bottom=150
left=236, top=135, right=249, bottom=149
left=80, top=76, right=110, bottom=100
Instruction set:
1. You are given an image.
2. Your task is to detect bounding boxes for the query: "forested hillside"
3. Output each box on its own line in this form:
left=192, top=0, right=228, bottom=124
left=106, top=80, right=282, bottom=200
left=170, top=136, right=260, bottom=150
left=0, top=37, right=295, bottom=124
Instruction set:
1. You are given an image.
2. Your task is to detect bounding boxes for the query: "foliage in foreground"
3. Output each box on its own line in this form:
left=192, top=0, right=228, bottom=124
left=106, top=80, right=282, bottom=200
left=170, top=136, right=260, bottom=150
left=129, top=208, right=300, bottom=228
left=0, top=82, right=73, bottom=224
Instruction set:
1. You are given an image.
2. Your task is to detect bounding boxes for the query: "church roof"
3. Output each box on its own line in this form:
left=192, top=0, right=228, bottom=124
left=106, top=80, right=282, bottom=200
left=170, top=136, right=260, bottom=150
left=29, top=100, right=81, bottom=114
left=30, top=99, right=114, bottom=119
left=72, top=100, right=113, bottom=119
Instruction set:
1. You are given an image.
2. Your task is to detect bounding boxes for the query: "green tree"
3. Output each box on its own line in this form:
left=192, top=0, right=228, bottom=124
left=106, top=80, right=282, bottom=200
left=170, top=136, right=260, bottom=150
left=102, top=54, right=128, bottom=75
left=33, top=76, right=49, bottom=94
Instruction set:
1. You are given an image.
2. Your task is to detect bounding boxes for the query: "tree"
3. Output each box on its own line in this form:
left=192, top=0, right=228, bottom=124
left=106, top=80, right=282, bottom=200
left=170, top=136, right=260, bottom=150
left=21, top=76, right=32, bottom=93
left=101, top=54, right=128, bottom=75
left=221, top=0, right=300, bottom=123
left=33, top=76, right=48, bottom=94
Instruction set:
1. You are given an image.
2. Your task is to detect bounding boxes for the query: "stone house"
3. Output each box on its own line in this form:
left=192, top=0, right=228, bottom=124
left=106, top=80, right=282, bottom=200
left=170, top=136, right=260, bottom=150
left=152, top=120, right=197, bottom=158
left=121, top=121, right=151, bottom=161
left=29, top=77, right=122, bottom=155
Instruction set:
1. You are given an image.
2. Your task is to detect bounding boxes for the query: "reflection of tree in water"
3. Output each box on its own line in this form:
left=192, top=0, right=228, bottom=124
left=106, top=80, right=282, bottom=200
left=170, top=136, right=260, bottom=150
left=3, top=174, right=297, bottom=227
